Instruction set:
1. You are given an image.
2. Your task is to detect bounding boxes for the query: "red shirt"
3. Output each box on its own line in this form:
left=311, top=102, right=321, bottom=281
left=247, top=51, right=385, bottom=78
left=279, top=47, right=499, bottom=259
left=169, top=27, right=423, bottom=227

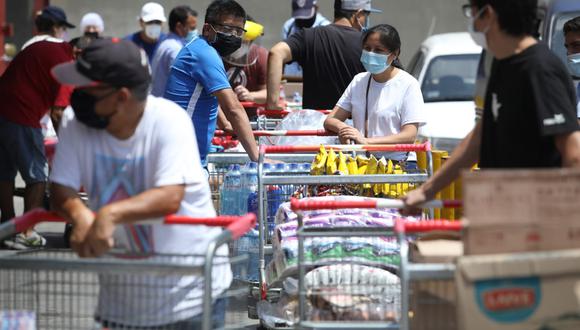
left=0, top=40, right=73, bottom=128
left=224, top=44, right=268, bottom=92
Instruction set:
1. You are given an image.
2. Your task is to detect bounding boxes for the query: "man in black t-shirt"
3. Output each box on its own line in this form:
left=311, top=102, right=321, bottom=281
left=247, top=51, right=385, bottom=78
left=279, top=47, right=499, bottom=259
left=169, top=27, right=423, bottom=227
left=266, top=0, right=380, bottom=110
left=403, top=0, right=580, bottom=212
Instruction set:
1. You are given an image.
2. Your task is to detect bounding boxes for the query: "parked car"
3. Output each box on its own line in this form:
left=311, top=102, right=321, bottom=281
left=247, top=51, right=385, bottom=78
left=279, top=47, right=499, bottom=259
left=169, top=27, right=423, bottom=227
left=407, top=32, right=482, bottom=152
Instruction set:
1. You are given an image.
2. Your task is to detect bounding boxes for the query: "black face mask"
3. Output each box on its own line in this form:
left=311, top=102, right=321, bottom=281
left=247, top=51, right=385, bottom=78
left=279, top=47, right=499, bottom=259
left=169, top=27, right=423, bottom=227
left=71, top=88, right=117, bottom=129
left=295, top=15, right=317, bottom=29
left=83, top=31, right=99, bottom=39
left=211, top=31, right=242, bottom=57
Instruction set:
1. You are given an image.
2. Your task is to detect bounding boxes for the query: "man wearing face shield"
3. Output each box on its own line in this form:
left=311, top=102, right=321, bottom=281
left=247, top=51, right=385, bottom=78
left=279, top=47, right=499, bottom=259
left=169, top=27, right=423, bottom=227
left=267, top=0, right=378, bottom=111
left=564, top=16, right=580, bottom=118
left=125, top=2, right=167, bottom=63
left=164, top=0, right=259, bottom=170
left=222, top=18, right=268, bottom=105
left=282, top=0, right=330, bottom=77
left=0, top=7, right=74, bottom=249
left=151, top=5, right=198, bottom=97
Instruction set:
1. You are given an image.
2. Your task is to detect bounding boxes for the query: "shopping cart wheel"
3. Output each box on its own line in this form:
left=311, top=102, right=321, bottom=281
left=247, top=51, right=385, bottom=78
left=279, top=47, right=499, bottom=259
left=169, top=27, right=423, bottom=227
left=247, top=282, right=260, bottom=319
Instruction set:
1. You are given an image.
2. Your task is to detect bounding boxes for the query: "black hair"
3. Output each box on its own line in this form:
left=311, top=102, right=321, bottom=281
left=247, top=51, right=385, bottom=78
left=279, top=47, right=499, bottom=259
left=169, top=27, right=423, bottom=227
left=470, top=0, right=538, bottom=37
left=205, top=0, right=246, bottom=24
left=35, top=14, right=58, bottom=33
left=564, top=16, right=580, bottom=36
left=362, top=24, right=404, bottom=70
left=131, top=81, right=150, bottom=101
left=169, top=6, right=198, bottom=33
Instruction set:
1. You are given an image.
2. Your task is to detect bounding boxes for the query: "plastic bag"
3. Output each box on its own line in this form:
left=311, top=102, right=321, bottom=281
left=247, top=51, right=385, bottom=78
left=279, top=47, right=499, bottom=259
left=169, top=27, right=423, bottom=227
left=262, top=110, right=339, bottom=146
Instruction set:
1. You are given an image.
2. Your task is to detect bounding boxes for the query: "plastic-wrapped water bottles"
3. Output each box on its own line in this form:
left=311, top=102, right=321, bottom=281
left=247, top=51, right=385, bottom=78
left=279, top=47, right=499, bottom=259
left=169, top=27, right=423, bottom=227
left=239, top=162, right=258, bottom=216
left=219, top=164, right=241, bottom=215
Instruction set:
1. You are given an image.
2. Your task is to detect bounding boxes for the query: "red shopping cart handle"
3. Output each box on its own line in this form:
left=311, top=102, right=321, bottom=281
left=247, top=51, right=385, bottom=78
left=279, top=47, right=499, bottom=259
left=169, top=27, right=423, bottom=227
left=256, top=109, right=332, bottom=117
left=214, top=129, right=335, bottom=137
left=0, top=209, right=256, bottom=241
left=261, top=142, right=432, bottom=154
left=290, top=198, right=462, bottom=211
left=395, top=219, right=463, bottom=233
left=240, top=101, right=266, bottom=108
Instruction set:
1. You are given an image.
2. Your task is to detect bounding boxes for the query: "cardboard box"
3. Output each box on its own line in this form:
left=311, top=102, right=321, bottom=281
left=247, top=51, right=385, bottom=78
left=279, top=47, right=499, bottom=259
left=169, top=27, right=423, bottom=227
left=462, top=169, right=580, bottom=255
left=456, top=249, right=580, bottom=330
left=410, top=232, right=463, bottom=263
left=463, top=169, right=580, bottom=225
left=464, top=222, right=580, bottom=255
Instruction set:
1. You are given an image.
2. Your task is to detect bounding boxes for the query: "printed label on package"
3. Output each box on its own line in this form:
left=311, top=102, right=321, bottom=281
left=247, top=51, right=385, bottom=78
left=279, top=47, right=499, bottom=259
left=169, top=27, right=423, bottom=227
left=475, top=277, right=541, bottom=323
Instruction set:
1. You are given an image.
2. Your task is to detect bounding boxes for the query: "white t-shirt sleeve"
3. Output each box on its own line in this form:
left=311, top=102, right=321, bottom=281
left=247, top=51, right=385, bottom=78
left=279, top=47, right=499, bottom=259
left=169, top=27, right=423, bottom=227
left=400, top=79, right=426, bottom=126
left=152, top=100, right=205, bottom=187
left=50, top=114, right=82, bottom=190
left=336, top=77, right=358, bottom=113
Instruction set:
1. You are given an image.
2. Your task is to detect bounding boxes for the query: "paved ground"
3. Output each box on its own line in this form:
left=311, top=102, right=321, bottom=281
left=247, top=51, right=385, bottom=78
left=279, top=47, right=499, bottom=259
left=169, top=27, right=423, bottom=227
left=3, top=175, right=260, bottom=329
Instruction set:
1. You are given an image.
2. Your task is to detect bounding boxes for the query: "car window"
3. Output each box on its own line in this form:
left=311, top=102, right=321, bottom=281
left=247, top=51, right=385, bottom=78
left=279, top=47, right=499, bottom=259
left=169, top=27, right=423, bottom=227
left=407, top=50, right=426, bottom=80
left=421, top=54, right=481, bottom=103
left=549, top=11, right=580, bottom=67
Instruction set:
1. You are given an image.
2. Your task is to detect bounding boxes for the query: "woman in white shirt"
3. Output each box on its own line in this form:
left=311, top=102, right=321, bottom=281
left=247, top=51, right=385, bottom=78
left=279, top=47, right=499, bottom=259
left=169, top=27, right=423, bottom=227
left=324, top=24, right=425, bottom=162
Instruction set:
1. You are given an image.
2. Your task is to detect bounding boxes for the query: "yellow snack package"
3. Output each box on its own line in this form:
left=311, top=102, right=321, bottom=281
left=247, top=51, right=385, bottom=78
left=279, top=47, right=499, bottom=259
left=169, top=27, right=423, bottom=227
left=347, top=156, right=359, bottom=175
left=326, top=149, right=338, bottom=175
left=337, top=151, right=348, bottom=175
left=357, top=156, right=369, bottom=175
left=364, top=155, right=378, bottom=190
left=310, top=145, right=327, bottom=175
left=377, top=157, right=387, bottom=196
left=387, top=159, right=394, bottom=174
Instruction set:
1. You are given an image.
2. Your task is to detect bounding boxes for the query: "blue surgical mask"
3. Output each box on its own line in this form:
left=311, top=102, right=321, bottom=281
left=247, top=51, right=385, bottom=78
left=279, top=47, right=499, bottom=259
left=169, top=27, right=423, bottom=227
left=568, top=53, right=580, bottom=77
left=360, top=50, right=390, bottom=75
left=185, top=29, right=198, bottom=43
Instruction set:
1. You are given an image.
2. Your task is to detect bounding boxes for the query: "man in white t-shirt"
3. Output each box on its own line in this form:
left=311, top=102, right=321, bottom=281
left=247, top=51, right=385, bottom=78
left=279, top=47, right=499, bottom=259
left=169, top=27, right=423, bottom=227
left=50, top=38, right=231, bottom=329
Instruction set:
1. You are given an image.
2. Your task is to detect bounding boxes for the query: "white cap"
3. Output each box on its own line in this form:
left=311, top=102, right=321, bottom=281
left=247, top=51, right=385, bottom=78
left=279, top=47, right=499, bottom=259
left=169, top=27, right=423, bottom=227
left=80, top=12, right=104, bottom=33
left=140, top=2, right=166, bottom=23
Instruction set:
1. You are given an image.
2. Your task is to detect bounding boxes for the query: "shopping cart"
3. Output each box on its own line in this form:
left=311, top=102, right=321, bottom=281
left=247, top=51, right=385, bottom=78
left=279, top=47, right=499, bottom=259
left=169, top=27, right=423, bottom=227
left=0, top=209, right=256, bottom=330
left=207, top=130, right=337, bottom=213
left=252, top=143, right=436, bottom=319
left=289, top=198, right=462, bottom=330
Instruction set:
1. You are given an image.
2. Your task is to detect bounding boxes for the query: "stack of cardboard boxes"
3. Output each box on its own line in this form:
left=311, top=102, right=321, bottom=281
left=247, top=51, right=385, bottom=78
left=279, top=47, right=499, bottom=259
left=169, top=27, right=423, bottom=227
left=457, top=169, right=580, bottom=330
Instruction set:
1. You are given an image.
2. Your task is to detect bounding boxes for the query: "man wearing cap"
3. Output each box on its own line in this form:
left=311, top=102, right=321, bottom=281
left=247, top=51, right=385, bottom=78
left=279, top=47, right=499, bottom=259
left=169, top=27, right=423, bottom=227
left=50, top=38, right=230, bottom=328
left=125, top=2, right=167, bottom=63
left=281, top=0, right=330, bottom=77
left=164, top=0, right=260, bottom=168
left=267, top=0, right=379, bottom=111
left=151, top=5, right=198, bottom=97
left=0, top=5, right=74, bottom=249
left=70, top=12, right=105, bottom=59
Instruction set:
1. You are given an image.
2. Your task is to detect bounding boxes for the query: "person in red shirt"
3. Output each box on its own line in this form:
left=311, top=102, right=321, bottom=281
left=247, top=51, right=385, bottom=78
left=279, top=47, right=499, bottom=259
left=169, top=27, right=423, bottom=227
left=0, top=5, right=74, bottom=249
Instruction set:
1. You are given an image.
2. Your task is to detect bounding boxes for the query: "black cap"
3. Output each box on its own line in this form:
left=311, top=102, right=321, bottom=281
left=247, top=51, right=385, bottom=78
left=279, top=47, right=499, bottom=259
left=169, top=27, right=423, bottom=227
left=40, top=6, right=76, bottom=28
left=52, top=38, right=151, bottom=88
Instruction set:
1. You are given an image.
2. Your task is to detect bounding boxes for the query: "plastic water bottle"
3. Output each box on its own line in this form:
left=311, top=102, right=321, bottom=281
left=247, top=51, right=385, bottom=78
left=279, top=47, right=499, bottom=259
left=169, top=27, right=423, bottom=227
left=239, top=162, right=258, bottom=215
left=247, top=163, right=271, bottom=217
left=219, top=164, right=241, bottom=215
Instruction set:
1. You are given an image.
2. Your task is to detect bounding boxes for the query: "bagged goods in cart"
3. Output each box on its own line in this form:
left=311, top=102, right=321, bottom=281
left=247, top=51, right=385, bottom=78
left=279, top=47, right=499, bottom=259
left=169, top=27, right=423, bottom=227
left=305, top=264, right=401, bottom=322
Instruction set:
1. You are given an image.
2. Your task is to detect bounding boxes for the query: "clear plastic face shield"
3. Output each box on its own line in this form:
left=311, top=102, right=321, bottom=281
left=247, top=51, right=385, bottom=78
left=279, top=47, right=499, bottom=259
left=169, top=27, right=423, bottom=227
left=222, top=20, right=264, bottom=67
